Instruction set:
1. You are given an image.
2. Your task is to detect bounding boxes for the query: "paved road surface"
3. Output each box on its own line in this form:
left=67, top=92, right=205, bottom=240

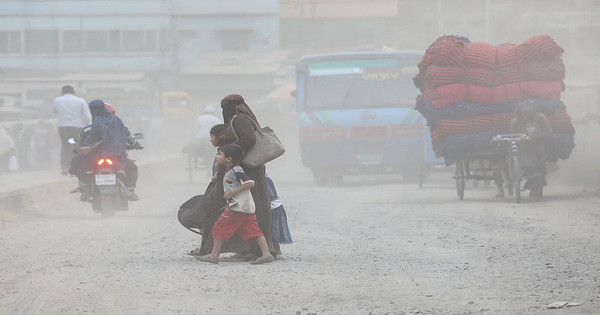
left=0, top=162, right=599, bottom=314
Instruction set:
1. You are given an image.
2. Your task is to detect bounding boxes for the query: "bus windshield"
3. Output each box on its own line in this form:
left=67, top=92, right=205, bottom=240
left=304, top=56, right=421, bottom=111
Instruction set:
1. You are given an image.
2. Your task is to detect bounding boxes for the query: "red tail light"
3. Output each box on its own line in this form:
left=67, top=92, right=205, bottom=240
left=97, top=158, right=114, bottom=166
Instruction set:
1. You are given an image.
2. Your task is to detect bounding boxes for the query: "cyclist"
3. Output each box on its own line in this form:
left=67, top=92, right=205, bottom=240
left=509, top=100, right=552, bottom=200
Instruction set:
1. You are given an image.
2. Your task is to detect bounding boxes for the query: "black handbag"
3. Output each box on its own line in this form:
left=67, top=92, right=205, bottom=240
left=177, top=194, right=207, bottom=235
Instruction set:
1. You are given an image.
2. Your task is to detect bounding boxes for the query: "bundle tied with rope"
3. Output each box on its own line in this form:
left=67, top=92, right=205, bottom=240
left=414, top=34, right=574, bottom=166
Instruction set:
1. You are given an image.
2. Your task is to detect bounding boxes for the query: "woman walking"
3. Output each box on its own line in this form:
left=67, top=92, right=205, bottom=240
left=199, top=94, right=274, bottom=257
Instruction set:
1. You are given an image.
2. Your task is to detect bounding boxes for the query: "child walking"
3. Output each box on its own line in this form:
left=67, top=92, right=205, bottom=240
left=266, top=176, right=293, bottom=256
left=196, top=144, right=274, bottom=265
left=208, top=124, right=225, bottom=180
left=183, top=123, right=226, bottom=257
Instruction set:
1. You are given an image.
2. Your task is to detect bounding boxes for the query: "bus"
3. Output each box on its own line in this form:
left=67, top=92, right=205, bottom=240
left=292, top=50, right=431, bottom=185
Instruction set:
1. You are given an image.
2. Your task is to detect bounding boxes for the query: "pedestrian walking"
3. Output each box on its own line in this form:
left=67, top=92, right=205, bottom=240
left=199, top=94, right=273, bottom=258
left=266, top=176, right=293, bottom=256
left=52, top=85, right=92, bottom=175
left=196, top=144, right=274, bottom=265
left=0, top=127, right=16, bottom=172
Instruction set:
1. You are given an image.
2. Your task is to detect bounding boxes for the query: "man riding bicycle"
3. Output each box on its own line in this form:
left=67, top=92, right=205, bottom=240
left=509, top=100, right=552, bottom=200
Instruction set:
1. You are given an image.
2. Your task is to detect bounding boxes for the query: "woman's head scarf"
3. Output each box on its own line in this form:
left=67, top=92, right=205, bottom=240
left=87, top=99, right=127, bottom=156
left=220, top=94, right=260, bottom=127
left=89, top=99, right=112, bottom=121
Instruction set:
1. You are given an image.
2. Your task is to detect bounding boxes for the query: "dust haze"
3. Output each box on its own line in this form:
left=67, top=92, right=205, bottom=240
left=1, top=1, right=600, bottom=314
left=1, top=1, right=597, bottom=188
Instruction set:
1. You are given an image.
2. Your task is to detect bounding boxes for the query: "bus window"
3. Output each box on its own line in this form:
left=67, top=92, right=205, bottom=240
left=304, top=57, right=420, bottom=111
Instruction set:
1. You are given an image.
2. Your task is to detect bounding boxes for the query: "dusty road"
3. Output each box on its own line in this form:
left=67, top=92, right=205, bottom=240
left=0, top=163, right=599, bottom=315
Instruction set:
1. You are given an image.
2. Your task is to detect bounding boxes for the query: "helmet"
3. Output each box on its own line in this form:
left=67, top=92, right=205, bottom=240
left=104, top=103, right=116, bottom=115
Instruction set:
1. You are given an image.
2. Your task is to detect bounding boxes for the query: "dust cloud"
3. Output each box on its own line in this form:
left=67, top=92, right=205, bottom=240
left=1, top=0, right=599, bottom=197
left=2, top=2, right=600, bottom=313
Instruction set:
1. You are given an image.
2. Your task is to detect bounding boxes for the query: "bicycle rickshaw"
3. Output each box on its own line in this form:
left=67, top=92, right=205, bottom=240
left=182, top=140, right=214, bottom=184
left=454, top=133, right=529, bottom=203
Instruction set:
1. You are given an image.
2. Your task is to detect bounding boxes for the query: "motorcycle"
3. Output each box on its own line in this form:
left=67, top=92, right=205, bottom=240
left=68, top=132, right=143, bottom=217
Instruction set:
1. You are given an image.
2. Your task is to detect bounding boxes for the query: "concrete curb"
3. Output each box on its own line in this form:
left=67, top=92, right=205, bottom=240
left=0, top=155, right=184, bottom=211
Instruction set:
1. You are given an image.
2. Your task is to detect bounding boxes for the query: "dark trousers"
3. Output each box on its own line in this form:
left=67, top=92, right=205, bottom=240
left=122, top=158, right=138, bottom=188
left=58, top=126, right=81, bottom=170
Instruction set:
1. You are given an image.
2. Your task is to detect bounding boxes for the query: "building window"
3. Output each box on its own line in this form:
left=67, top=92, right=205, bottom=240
left=122, top=30, right=157, bottom=52
left=177, top=29, right=196, bottom=38
left=109, top=30, right=120, bottom=52
left=86, top=30, right=109, bottom=52
left=145, top=30, right=157, bottom=51
left=19, top=29, right=161, bottom=55
left=0, top=31, right=21, bottom=54
left=219, top=29, right=253, bottom=51
left=159, top=29, right=175, bottom=51
left=25, top=30, right=58, bottom=54
left=62, top=31, right=84, bottom=53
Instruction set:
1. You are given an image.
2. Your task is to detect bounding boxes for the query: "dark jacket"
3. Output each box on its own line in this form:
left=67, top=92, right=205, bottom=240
left=85, top=100, right=128, bottom=157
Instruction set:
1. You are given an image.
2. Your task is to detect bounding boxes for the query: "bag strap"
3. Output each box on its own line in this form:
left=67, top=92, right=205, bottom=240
left=185, top=227, right=203, bottom=235
left=231, top=115, right=239, bottom=139
left=230, top=115, right=262, bottom=141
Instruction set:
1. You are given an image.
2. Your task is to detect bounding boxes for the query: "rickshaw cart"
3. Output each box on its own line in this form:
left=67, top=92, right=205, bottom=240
left=453, top=147, right=501, bottom=201
left=454, top=134, right=529, bottom=203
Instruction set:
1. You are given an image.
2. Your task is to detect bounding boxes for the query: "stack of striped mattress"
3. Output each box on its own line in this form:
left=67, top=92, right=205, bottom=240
left=414, top=34, right=575, bottom=165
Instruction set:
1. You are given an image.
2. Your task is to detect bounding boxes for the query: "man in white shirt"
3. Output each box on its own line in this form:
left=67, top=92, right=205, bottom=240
left=195, top=105, right=222, bottom=140
left=190, top=105, right=222, bottom=168
left=52, top=85, right=92, bottom=175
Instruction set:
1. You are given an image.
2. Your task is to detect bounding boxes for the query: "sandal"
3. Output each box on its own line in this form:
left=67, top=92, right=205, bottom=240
left=249, top=255, right=274, bottom=265
left=195, top=255, right=219, bottom=264
left=184, top=248, right=202, bottom=256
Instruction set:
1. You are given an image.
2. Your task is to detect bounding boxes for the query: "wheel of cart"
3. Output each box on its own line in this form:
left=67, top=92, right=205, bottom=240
left=492, top=134, right=528, bottom=204
left=454, top=159, right=466, bottom=200
left=453, top=149, right=500, bottom=200
left=509, top=154, right=523, bottom=203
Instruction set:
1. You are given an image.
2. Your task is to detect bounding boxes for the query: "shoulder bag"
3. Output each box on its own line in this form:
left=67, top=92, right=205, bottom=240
left=177, top=194, right=207, bottom=235
left=231, top=115, right=285, bottom=168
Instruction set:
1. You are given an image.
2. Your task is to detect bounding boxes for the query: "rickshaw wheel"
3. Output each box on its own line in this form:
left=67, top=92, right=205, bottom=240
left=512, top=156, right=522, bottom=204
left=455, top=160, right=466, bottom=200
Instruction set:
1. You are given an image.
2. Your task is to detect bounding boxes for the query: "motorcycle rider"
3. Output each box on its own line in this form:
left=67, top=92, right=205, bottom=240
left=69, top=100, right=141, bottom=201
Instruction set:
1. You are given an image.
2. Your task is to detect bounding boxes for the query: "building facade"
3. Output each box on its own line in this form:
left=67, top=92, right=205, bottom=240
left=0, top=0, right=281, bottom=115
left=0, top=0, right=279, bottom=73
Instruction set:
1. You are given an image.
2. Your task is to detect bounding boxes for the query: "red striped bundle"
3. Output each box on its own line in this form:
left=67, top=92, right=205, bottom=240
left=417, top=35, right=565, bottom=106
left=431, top=113, right=513, bottom=144
left=421, top=60, right=564, bottom=88
left=463, top=42, right=497, bottom=69
left=496, top=43, right=518, bottom=69
left=418, top=35, right=468, bottom=70
left=424, top=81, right=563, bottom=108
left=516, top=34, right=565, bottom=64
left=417, top=34, right=574, bottom=163
left=419, top=34, right=563, bottom=70
left=429, top=109, right=574, bottom=150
